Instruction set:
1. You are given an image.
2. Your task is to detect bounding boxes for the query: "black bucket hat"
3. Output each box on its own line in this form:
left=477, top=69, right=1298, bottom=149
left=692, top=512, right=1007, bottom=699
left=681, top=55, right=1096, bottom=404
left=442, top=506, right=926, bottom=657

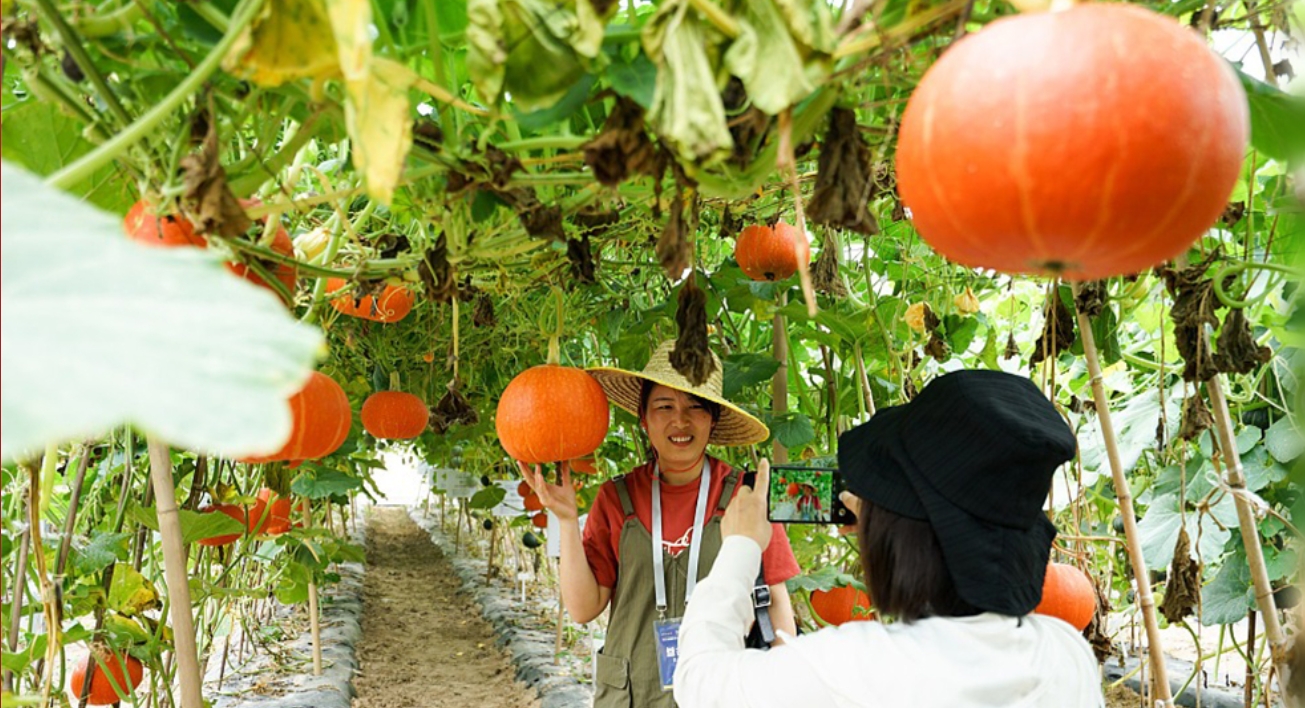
left=837, top=370, right=1077, bottom=616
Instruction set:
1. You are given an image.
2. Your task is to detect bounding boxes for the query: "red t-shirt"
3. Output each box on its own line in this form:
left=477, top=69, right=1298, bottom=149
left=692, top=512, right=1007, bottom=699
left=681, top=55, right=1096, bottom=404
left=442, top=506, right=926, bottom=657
left=582, top=457, right=801, bottom=589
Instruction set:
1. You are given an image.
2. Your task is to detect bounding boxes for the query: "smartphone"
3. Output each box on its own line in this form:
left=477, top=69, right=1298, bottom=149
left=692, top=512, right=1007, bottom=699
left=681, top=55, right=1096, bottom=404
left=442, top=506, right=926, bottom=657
left=762, top=465, right=856, bottom=526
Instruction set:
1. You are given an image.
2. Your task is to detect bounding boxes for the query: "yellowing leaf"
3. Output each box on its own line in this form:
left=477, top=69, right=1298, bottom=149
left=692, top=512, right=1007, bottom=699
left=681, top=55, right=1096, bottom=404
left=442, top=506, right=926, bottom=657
left=107, top=564, right=161, bottom=617
left=345, top=58, right=414, bottom=205
left=223, top=0, right=339, bottom=87
left=325, top=0, right=371, bottom=82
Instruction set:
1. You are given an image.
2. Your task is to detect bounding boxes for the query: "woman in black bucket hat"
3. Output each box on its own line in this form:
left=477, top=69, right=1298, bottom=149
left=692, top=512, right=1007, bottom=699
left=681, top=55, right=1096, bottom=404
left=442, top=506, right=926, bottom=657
left=673, top=370, right=1105, bottom=707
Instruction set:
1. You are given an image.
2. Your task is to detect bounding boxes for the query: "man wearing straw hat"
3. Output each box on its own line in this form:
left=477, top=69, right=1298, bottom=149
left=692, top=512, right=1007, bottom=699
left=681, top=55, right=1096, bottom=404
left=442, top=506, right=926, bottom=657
left=520, top=340, right=800, bottom=707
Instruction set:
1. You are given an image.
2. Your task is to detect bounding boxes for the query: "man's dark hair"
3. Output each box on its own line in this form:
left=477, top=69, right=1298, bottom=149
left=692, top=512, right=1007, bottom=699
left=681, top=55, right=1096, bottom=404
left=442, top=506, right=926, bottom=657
left=639, top=379, right=722, bottom=424
left=858, top=499, right=980, bottom=623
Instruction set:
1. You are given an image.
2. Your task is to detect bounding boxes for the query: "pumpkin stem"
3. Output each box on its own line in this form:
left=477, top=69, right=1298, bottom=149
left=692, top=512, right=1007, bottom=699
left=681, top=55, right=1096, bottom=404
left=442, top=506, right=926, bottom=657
left=389, top=371, right=400, bottom=391
left=546, top=287, right=564, bottom=365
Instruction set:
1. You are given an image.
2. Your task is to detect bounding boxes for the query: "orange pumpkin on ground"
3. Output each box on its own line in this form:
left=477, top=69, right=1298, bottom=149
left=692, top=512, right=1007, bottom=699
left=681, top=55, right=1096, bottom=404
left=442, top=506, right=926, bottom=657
left=69, top=649, right=144, bottom=705
left=495, top=365, right=609, bottom=464
left=197, top=503, right=246, bottom=546
left=735, top=222, right=810, bottom=282
left=531, top=512, right=549, bottom=529
left=123, top=200, right=206, bottom=247
left=810, top=585, right=875, bottom=626
left=1033, top=562, right=1095, bottom=631
left=326, top=278, right=415, bottom=323
left=895, top=3, right=1247, bottom=281
left=361, top=391, right=429, bottom=440
left=240, top=371, right=351, bottom=463
left=249, top=488, right=293, bottom=535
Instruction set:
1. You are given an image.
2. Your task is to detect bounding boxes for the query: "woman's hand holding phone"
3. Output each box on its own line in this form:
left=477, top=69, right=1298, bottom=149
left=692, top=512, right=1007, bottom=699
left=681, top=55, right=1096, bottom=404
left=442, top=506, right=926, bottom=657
left=518, top=460, right=579, bottom=522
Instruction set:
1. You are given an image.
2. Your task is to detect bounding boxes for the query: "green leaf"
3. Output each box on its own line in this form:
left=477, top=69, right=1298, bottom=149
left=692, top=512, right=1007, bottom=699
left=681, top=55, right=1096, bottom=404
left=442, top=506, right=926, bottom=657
left=0, top=101, right=134, bottom=214
left=1241, top=445, right=1288, bottom=493
left=126, top=503, right=246, bottom=546
left=770, top=412, right=816, bottom=449
left=1264, top=417, right=1303, bottom=463
left=784, top=565, right=852, bottom=593
left=1200, top=554, right=1255, bottom=626
left=642, top=0, right=732, bottom=164
left=607, top=50, right=656, bottom=109
left=722, top=353, right=781, bottom=398
left=0, top=162, right=323, bottom=463
left=107, top=563, right=161, bottom=616
left=1079, top=385, right=1182, bottom=478
left=274, top=561, right=312, bottom=604
left=468, top=486, right=507, bottom=510
left=70, top=532, right=131, bottom=576
left=291, top=467, right=363, bottom=499
left=512, top=73, right=597, bottom=130
left=1237, top=69, right=1305, bottom=162
left=1136, top=493, right=1233, bottom=570
left=942, top=314, right=980, bottom=355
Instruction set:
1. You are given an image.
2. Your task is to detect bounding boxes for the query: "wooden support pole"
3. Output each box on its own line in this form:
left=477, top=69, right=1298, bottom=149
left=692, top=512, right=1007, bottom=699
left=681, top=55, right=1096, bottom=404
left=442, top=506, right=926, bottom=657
left=302, top=498, right=323, bottom=676
left=772, top=293, right=790, bottom=464
left=146, top=437, right=204, bottom=708
left=1206, top=375, right=1291, bottom=699
left=1072, top=285, right=1174, bottom=707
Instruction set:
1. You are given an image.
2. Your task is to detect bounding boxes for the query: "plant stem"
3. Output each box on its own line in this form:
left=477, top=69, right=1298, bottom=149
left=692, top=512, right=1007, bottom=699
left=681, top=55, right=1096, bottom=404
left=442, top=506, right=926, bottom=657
left=76, top=1, right=145, bottom=37
left=773, top=293, right=790, bottom=464
left=687, top=0, right=741, bottom=38
left=46, top=0, right=265, bottom=191
left=33, top=0, right=132, bottom=127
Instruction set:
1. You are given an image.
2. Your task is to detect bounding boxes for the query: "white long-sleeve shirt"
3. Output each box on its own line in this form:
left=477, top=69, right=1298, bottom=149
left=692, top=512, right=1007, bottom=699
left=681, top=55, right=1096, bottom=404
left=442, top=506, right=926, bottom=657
left=674, top=536, right=1105, bottom=708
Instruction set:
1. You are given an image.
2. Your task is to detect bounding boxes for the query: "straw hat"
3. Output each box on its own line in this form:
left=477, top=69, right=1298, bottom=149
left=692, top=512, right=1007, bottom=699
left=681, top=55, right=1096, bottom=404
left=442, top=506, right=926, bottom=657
left=588, top=340, right=769, bottom=446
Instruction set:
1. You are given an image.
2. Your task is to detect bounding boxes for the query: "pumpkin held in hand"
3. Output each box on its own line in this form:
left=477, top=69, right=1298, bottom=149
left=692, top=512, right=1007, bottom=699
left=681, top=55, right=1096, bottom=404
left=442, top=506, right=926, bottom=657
left=1034, top=562, right=1096, bottom=631
left=361, top=391, right=429, bottom=440
left=326, top=278, right=415, bottom=323
left=735, top=222, right=810, bottom=282
left=240, top=371, right=351, bottom=463
left=895, top=3, right=1248, bottom=281
left=69, top=649, right=144, bottom=705
left=496, top=365, right=609, bottom=464
left=810, top=585, right=875, bottom=626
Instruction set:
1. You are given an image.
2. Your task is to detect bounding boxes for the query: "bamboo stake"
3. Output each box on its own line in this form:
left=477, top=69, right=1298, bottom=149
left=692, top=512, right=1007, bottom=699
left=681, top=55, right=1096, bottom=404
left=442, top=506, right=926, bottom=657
left=3, top=498, right=31, bottom=693
left=554, top=559, right=565, bottom=665
left=1206, top=374, right=1291, bottom=698
left=146, top=437, right=204, bottom=708
left=302, top=498, right=323, bottom=676
left=853, top=341, right=877, bottom=418
left=773, top=293, right=790, bottom=464
left=486, top=519, right=497, bottom=583
left=1072, top=284, right=1175, bottom=707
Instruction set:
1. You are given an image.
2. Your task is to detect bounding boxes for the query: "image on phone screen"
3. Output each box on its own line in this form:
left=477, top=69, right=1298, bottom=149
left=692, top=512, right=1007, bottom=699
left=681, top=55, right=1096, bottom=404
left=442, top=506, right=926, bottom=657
left=769, top=467, right=835, bottom=523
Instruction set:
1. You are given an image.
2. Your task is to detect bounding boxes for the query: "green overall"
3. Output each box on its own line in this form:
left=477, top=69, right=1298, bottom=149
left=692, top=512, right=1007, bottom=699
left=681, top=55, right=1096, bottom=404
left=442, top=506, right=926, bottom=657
left=593, top=470, right=740, bottom=708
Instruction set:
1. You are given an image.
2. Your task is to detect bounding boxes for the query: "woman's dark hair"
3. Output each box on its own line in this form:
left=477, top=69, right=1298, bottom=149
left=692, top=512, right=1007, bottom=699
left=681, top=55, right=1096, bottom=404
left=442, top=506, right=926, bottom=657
left=857, top=499, right=980, bottom=623
left=639, top=379, right=722, bottom=424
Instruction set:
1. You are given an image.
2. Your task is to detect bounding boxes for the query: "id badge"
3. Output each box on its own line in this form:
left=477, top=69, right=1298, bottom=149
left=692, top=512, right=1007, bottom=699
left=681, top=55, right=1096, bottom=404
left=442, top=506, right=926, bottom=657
left=653, top=617, right=682, bottom=691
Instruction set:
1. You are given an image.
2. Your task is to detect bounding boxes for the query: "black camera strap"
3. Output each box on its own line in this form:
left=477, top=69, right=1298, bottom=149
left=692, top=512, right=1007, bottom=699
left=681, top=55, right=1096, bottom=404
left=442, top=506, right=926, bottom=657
left=745, top=562, right=774, bottom=649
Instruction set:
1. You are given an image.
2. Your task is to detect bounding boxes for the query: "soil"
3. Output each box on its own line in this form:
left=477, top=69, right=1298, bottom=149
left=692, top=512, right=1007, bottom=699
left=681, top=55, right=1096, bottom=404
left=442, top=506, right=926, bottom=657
left=352, top=506, right=540, bottom=708
left=1104, top=683, right=1147, bottom=708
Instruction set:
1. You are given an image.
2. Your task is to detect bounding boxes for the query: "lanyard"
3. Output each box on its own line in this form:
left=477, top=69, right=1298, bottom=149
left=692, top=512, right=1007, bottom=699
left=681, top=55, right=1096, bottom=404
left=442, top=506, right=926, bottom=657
left=651, top=458, right=712, bottom=618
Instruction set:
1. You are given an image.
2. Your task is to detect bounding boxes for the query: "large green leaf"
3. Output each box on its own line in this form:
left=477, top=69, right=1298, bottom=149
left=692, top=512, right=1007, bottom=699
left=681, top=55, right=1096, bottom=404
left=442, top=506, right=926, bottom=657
left=769, top=412, right=816, bottom=449
left=721, top=353, right=781, bottom=398
left=1136, top=493, right=1236, bottom=570
left=1264, top=416, right=1304, bottom=464
left=468, top=485, right=507, bottom=509
left=292, top=467, right=364, bottom=499
left=70, top=531, right=132, bottom=576
left=107, top=563, right=161, bottom=616
left=1200, top=552, right=1254, bottom=626
left=0, top=100, right=134, bottom=214
left=0, top=162, right=323, bottom=462
left=1237, top=70, right=1305, bottom=162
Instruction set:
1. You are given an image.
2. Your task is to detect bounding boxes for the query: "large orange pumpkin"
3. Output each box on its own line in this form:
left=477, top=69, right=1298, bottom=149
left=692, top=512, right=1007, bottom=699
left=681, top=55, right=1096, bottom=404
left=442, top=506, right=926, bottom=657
left=1034, top=562, right=1095, bottom=631
left=810, top=585, right=875, bottom=626
left=69, top=649, right=144, bottom=705
left=225, top=202, right=297, bottom=300
left=197, top=503, right=246, bottom=547
left=735, top=222, right=810, bottom=282
left=895, top=4, right=1248, bottom=281
left=495, top=365, right=609, bottom=464
left=326, top=278, right=415, bottom=323
left=361, top=391, right=429, bottom=439
left=124, top=200, right=207, bottom=248
left=241, top=371, right=352, bottom=463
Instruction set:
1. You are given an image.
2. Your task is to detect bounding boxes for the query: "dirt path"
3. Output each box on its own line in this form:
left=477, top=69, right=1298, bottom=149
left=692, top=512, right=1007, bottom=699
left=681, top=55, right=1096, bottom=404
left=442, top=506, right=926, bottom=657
left=352, top=506, right=539, bottom=708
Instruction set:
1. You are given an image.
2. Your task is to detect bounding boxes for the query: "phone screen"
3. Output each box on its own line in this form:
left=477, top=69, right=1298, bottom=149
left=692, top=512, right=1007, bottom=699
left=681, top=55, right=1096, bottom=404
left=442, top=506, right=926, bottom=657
left=767, top=466, right=853, bottom=525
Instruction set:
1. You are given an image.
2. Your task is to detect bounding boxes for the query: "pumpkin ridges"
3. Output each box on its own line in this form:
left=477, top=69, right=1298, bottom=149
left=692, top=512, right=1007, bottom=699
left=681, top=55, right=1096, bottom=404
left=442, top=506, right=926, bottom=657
left=735, top=223, right=809, bottom=282
left=71, top=650, right=144, bottom=705
left=496, top=365, right=609, bottom=464
left=326, top=278, right=415, bottom=323
left=1034, top=562, right=1096, bottom=631
left=239, top=372, right=350, bottom=462
left=896, top=4, right=1247, bottom=280
left=362, top=391, right=428, bottom=439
